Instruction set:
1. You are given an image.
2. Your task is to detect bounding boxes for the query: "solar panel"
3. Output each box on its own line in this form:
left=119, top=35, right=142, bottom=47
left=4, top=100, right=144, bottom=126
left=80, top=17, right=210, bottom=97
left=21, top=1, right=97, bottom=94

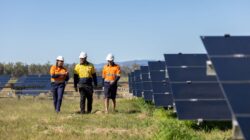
left=151, top=81, right=171, bottom=94
left=133, top=70, right=143, bottom=97
left=221, top=83, right=250, bottom=114
left=237, top=117, right=250, bottom=140
left=167, top=67, right=217, bottom=82
left=135, top=82, right=143, bottom=97
left=202, top=36, right=250, bottom=140
left=141, top=73, right=150, bottom=81
left=201, top=36, right=250, bottom=55
left=153, top=93, right=173, bottom=107
left=140, top=66, right=149, bottom=74
left=149, top=71, right=166, bottom=81
left=148, top=61, right=165, bottom=71
left=134, top=70, right=141, bottom=82
left=164, top=54, right=208, bottom=67
left=142, top=81, right=152, bottom=91
left=143, top=91, right=153, bottom=101
left=175, top=100, right=231, bottom=120
left=208, top=57, right=250, bottom=81
left=171, top=83, right=224, bottom=99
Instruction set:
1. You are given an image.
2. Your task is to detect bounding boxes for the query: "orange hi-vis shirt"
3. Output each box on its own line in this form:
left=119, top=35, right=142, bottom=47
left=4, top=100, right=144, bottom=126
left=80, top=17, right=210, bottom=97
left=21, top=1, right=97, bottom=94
left=50, top=65, right=68, bottom=82
left=102, top=64, right=121, bottom=82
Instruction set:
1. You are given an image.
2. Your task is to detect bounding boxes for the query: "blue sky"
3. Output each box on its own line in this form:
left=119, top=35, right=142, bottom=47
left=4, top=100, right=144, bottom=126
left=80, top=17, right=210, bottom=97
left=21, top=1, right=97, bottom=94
left=1, top=0, right=250, bottom=64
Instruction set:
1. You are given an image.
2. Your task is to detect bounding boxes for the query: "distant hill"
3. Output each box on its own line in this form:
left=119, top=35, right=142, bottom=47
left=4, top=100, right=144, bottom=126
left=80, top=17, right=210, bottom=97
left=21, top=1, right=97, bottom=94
left=94, top=60, right=152, bottom=70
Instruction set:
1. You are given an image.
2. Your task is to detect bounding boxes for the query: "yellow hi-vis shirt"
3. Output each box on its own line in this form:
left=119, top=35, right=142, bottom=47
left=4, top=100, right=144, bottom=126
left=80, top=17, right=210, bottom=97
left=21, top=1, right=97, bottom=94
left=74, top=63, right=96, bottom=78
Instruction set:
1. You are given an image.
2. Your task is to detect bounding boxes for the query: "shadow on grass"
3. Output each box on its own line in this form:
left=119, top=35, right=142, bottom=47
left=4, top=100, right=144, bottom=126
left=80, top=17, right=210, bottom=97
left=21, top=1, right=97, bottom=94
left=126, top=109, right=141, bottom=114
left=190, top=121, right=232, bottom=132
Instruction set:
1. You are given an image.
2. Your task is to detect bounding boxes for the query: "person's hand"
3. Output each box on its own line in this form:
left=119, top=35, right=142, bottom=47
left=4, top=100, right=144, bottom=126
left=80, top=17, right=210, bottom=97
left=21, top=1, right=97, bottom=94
left=74, top=87, right=78, bottom=92
left=110, top=81, right=114, bottom=85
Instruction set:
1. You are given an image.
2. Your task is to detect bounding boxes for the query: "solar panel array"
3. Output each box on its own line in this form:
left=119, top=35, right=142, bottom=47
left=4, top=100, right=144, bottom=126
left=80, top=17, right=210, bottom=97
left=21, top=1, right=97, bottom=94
left=129, top=61, right=173, bottom=108
left=148, top=61, right=173, bottom=107
left=14, top=75, right=51, bottom=96
left=128, top=35, right=250, bottom=139
left=165, top=54, right=231, bottom=120
left=202, top=36, right=250, bottom=140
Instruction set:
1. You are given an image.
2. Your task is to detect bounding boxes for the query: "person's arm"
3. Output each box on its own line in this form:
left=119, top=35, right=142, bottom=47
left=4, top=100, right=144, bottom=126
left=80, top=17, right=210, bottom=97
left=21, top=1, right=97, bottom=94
left=92, top=73, right=97, bottom=87
left=113, top=65, right=121, bottom=84
left=65, top=71, right=69, bottom=81
left=114, top=76, right=120, bottom=83
left=51, top=74, right=60, bottom=78
left=73, top=65, right=79, bottom=91
left=91, top=66, right=98, bottom=87
left=102, top=66, right=106, bottom=87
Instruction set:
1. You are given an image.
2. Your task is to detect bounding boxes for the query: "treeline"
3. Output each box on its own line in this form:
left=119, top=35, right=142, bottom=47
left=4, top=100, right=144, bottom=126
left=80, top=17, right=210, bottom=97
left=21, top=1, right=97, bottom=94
left=0, top=62, right=140, bottom=78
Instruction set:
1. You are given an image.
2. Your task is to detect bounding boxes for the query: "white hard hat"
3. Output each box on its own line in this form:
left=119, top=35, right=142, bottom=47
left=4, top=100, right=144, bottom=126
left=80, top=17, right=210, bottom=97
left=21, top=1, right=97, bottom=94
left=56, top=56, right=64, bottom=61
left=106, top=53, right=114, bottom=61
left=79, top=52, right=87, bottom=58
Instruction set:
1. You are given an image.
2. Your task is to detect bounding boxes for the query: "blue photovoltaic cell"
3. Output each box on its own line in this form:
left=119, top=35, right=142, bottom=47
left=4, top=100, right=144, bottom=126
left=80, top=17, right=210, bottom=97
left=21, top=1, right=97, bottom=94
left=149, top=71, right=166, bottom=81
left=134, top=70, right=141, bottom=82
left=209, top=57, right=250, bottom=81
left=135, top=82, right=143, bottom=97
left=176, top=100, right=232, bottom=120
left=151, top=81, right=171, bottom=93
left=201, top=36, right=250, bottom=55
left=142, top=81, right=152, bottom=91
left=153, top=93, right=173, bottom=107
left=171, top=83, right=224, bottom=99
left=140, top=66, right=149, bottom=74
left=141, top=73, right=150, bottom=81
left=167, top=67, right=217, bottom=82
left=143, top=91, right=153, bottom=101
left=164, top=54, right=208, bottom=67
left=148, top=61, right=165, bottom=71
left=222, top=83, right=250, bottom=114
left=237, top=117, right=250, bottom=140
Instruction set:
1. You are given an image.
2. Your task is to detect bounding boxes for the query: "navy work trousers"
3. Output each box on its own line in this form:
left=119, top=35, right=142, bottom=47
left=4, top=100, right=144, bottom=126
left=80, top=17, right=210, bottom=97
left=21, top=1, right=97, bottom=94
left=51, top=82, right=65, bottom=112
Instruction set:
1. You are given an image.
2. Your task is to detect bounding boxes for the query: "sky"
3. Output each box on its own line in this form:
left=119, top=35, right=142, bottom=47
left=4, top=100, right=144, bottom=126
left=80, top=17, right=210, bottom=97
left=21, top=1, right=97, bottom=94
left=1, top=0, right=250, bottom=64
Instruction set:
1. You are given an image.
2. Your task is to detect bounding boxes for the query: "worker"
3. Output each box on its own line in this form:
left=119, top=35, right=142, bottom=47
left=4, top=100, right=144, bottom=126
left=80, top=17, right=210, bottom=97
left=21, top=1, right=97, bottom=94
left=50, top=56, right=69, bottom=113
left=102, top=53, right=121, bottom=113
left=74, top=52, right=97, bottom=114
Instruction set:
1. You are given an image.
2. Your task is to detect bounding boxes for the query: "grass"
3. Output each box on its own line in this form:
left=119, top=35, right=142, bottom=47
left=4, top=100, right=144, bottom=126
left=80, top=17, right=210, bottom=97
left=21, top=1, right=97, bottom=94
left=0, top=97, right=232, bottom=140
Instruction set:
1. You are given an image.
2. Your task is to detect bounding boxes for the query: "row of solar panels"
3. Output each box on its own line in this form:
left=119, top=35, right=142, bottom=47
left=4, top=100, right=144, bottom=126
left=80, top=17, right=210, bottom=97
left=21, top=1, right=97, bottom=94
left=128, top=36, right=250, bottom=140
left=0, top=74, right=104, bottom=96
left=13, top=75, right=51, bottom=96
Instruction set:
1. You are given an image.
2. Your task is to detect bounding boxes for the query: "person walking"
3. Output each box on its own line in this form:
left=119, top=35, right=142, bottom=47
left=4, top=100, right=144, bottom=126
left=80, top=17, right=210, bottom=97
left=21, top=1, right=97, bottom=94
left=102, top=53, right=121, bottom=113
left=50, top=56, right=69, bottom=113
left=74, top=52, right=97, bottom=114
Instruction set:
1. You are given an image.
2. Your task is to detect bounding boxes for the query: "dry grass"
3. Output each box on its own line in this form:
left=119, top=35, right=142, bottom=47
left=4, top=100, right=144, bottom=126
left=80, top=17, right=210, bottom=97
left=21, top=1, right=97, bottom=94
left=0, top=97, right=232, bottom=140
